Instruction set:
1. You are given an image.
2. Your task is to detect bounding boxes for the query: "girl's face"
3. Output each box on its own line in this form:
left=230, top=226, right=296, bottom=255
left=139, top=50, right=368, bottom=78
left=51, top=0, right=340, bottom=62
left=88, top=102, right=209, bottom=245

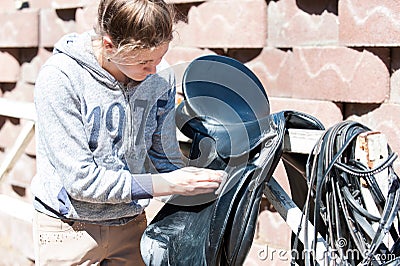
left=110, top=43, right=170, bottom=82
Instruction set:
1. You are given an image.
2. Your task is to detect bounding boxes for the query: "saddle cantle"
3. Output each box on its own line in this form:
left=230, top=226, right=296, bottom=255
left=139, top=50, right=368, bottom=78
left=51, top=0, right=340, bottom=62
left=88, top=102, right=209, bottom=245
left=140, top=55, right=324, bottom=265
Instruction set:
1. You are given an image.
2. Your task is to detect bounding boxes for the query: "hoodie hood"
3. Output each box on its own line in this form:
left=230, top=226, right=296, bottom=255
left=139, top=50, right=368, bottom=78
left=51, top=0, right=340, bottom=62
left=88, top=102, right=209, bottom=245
left=53, top=31, right=121, bottom=90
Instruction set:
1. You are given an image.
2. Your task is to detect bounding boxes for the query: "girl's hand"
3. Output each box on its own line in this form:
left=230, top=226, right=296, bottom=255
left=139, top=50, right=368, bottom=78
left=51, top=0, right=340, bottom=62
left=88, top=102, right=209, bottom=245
left=152, top=167, right=227, bottom=196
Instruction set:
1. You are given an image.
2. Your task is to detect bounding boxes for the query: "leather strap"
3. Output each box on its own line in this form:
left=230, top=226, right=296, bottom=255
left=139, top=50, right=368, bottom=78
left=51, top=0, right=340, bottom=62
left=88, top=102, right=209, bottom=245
left=294, top=121, right=400, bottom=265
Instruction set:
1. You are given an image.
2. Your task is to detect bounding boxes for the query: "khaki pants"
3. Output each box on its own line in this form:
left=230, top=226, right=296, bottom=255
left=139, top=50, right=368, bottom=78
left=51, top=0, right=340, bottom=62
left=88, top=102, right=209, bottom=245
left=33, top=210, right=147, bottom=266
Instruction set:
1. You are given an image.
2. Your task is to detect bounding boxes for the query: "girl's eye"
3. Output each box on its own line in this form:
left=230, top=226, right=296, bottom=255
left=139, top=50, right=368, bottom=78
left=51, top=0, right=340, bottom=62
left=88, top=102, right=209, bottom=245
left=139, top=61, right=149, bottom=65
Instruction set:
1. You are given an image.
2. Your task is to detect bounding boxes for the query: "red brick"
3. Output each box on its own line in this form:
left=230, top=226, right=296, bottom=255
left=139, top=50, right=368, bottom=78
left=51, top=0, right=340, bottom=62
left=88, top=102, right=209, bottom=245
left=75, top=5, right=98, bottom=34
left=166, top=0, right=204, bottom=3
left=270, top=97, right=343, bottom=128
left=39, top=8, right=76, bottom=47
left=345, top=103, right=400, bottom=168
left=0, top=10, right=39, bottom=47
left=6, top=153, right=36, bottom=188
left=290, top=47, right=389, bottom=103
left=339, top=0, right=400, bottom=46
left=2, top=82, right=34, bottom=103
left=390, top=48, right=400, bottom=104
left=0, top=177, right=34, bottom=203
left=0, top=119, right=21, bottom=150
left=165, top=46, right=216, bottom=66
left=29, top=0, right=85, bottom=9
left=24, top=126, right=36, bottom=157
left=172, top=0, right=267, bottom=48
left=268, top=0, right=339, bottom=47
left=255, top=210, right=291, bottom=250
left=245, top=47, right=390, bottom=103
left=0, top=49, right=20, bottom=82
left=245, top=47, right=293, bottom=98
left=0, top=1, right=17, bottom=10
left=227, top=49, right=265, bottom=63
left=21, top=48, right=53, bottom=84
left=0, top=211, right=34, bottom=261
left=272, top=161, right=291, bottom=195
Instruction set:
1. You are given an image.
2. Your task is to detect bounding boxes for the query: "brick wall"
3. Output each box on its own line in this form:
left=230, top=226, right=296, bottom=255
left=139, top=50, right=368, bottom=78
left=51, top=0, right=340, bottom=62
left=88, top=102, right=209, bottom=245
left=0, top=0, right=399, bottom=265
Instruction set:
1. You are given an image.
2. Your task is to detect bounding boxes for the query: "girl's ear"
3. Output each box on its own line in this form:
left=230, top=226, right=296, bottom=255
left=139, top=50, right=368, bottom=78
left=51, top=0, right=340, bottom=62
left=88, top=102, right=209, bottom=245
left=102, top=35, right=114, bottom=50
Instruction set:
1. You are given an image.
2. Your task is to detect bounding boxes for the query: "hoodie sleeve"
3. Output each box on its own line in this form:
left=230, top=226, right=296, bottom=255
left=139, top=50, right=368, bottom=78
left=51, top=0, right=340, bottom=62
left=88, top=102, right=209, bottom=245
left=35, top=62, right=152, bottom=204
left=146, top=82, right=185, bottom=173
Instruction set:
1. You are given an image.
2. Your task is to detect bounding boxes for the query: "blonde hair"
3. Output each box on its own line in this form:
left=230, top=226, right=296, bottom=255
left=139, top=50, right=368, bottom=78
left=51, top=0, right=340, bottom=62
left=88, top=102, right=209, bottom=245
left=96, top=0, right=174, bottom=56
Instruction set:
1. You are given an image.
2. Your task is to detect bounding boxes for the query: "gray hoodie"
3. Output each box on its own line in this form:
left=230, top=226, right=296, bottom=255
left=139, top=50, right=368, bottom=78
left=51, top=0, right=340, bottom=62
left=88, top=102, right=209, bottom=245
left=31, top=31, right=184, bottom=225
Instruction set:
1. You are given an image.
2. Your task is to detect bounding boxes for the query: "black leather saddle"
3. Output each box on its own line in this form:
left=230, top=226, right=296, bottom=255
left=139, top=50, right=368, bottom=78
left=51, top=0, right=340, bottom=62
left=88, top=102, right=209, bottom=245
left=140, top=55, right=324, bottom=265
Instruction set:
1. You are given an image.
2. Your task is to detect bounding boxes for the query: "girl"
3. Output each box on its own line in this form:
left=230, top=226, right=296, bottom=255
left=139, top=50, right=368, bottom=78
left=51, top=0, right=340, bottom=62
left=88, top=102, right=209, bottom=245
left=32, top=0, right=224, bottom=265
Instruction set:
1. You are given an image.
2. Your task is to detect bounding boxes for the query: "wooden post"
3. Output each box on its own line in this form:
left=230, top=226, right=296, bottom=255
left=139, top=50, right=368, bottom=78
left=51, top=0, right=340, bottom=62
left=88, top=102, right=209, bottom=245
left=355, top=131, right=389, bottom=199
left=354, top=131, right=392, bottom=246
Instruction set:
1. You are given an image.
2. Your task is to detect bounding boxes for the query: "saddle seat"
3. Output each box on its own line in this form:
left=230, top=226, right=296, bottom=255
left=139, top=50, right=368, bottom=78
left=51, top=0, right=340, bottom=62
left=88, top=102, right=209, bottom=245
left=175, top=102, right=273, bottom=160
left=177, top=54, right=272, bottom=161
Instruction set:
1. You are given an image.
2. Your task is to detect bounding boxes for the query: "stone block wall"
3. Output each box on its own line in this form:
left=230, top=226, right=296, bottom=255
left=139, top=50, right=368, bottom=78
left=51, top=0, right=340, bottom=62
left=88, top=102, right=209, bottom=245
left=0, top=0, right=399, bottom=265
